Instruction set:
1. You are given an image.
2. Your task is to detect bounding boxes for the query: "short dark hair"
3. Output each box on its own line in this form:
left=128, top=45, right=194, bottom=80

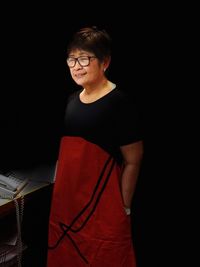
left=67, top=26, right=112, bottom=62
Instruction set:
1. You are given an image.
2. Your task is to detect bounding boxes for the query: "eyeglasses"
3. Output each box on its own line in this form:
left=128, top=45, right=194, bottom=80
left=66, top=56, right=96, bottom=68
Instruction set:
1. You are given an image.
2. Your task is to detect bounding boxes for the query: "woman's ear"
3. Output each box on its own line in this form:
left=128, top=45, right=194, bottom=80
left=103, top=56, right=111, bottom=72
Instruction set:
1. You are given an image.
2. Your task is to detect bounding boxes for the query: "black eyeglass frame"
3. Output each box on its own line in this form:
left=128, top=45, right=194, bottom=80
left=66, top=56, right=97, bottom=68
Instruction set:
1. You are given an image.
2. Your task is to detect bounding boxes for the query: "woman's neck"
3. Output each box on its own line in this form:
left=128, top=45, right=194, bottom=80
left=80, top=80, right=116, bottom=103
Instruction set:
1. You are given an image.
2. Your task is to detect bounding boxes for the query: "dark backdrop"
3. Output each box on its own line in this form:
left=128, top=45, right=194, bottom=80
left=0, top=5, right=177, bottom=266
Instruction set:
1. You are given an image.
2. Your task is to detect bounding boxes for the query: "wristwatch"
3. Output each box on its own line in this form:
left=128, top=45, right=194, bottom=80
left=124, top=207, right=131, bottom=215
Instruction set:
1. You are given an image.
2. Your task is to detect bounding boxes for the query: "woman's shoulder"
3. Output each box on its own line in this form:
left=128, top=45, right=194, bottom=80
left=67, top=89, right=82, bottom=102
left=112, top=87, right=135, bottom=105
left=113, top=88, right=142, bottom=119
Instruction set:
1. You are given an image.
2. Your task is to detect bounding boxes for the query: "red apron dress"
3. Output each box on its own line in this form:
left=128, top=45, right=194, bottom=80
left=47, top=136, right=137, bottom=267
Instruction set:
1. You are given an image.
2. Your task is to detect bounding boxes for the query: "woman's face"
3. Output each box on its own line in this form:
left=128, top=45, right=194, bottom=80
left=67, top=49, right=107, bottom=88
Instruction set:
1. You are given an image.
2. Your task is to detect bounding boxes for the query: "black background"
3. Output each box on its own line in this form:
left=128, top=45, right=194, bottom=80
left=0, top=4, right=181, bottom=266
left=0, top=6, right=171, bottom=168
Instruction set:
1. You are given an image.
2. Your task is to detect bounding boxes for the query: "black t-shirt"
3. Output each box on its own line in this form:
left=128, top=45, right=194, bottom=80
left=64, top=87, right=143, bottom=161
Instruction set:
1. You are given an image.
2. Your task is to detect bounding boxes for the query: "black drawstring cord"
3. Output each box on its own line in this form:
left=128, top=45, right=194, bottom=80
left=63, top=231, right=89, bottom=264
left=48, top=155, right=116, bottom=264
left=60, top=157, right=115, bottom=233
left=49, top=155, right=113, bottom=248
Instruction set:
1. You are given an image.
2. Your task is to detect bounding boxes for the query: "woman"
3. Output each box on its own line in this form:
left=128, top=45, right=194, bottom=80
left=47, top=26, right=143, bottom=267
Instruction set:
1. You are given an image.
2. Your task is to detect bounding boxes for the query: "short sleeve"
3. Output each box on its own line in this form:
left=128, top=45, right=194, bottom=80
left=115, top=95, right=143, bottom=146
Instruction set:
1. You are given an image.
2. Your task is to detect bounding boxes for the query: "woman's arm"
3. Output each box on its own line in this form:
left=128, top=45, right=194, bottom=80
left=120, top=140, right=143, bottom=209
